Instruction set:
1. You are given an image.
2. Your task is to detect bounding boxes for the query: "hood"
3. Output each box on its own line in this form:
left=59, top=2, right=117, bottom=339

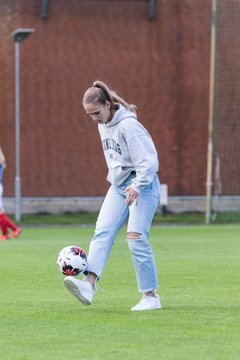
left=102, top=105, right=137, bottom=127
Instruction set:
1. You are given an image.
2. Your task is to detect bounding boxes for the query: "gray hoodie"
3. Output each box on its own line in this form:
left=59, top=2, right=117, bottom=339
left=98, top=105, right=159, bottom=194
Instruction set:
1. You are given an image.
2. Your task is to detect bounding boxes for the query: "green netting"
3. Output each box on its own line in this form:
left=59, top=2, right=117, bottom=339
left=211, top=0, right=240, bottom=223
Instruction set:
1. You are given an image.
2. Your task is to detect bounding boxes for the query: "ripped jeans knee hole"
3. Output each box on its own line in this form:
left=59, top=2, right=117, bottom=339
left=127, top=232, right=142, bottom=241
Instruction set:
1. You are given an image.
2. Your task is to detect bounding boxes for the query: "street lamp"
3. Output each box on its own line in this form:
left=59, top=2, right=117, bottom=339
left=12, top=28, right=35, bottom=222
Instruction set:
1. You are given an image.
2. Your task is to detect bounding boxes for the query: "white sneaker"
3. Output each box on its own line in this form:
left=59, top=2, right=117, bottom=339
left=131, top=294, right=161, bottom=311
left=64, top=276, right=94, bottom=305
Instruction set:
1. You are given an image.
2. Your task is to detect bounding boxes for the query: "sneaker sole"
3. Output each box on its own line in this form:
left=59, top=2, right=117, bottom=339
left=64, top=277, right=91, bottom=305
left=131, top=303, right=162, bottom=311
left=131, top=307, right=161, bottom=311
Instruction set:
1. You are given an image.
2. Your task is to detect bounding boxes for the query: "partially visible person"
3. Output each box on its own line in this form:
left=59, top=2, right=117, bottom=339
left=0, top=146, right=21, bottom=240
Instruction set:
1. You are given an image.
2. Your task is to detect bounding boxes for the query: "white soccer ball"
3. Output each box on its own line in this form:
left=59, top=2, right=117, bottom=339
left=56, top=245, right=87, bottom=276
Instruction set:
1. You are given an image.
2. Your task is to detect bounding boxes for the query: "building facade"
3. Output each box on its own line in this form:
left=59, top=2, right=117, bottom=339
left=0, top=0, right=211, bottom=200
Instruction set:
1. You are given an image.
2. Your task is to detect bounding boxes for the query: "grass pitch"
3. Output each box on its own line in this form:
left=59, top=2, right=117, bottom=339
left=0, top=224, right=239, bottom=360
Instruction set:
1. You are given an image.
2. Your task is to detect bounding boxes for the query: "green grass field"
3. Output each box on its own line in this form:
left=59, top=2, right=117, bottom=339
left=0, top=224, right=240, bottom=360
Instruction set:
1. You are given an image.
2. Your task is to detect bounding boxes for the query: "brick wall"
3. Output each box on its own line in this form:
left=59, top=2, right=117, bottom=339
left=0, top=0, right=211, bottom=196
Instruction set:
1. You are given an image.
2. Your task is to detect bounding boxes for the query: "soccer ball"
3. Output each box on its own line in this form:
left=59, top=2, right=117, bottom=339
left=56, top=245, right=87, bottom=276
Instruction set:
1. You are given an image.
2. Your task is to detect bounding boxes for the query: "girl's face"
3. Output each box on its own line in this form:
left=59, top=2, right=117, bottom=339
left=83, top=101, right=111, bottom=124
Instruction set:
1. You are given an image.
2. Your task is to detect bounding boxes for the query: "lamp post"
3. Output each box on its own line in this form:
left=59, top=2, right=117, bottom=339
left=12, top=28, right=35, bottom=222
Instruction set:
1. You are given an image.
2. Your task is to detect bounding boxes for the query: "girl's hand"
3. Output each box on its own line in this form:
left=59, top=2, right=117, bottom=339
left=124, top=187, right=139, bottom=206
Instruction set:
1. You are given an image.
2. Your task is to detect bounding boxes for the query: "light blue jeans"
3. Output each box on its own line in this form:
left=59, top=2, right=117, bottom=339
left=87, top=173, right=160, bottom=292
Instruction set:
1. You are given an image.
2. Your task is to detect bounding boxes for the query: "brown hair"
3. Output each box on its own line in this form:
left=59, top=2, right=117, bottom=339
left=82, top=80, right=137, bottom=113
